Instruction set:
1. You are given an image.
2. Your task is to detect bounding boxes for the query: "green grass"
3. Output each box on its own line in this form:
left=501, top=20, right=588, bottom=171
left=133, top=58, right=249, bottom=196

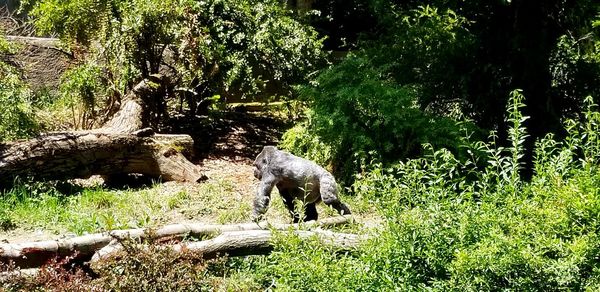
left=0, top=178, right=258, bottom=236
left=0, top=175, right=364, bottom=237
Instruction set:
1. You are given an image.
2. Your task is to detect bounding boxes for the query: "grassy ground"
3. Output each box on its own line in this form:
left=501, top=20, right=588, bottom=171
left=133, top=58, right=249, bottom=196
left=0, top=166, right=375, bottom=242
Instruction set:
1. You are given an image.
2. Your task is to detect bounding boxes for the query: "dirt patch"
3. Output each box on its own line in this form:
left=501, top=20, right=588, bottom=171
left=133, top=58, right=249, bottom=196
left=200, top=158, right=255, bottom=195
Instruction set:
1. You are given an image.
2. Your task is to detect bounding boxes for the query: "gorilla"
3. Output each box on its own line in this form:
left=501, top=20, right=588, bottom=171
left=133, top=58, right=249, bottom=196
left=251, top=146, right=351, bottom=222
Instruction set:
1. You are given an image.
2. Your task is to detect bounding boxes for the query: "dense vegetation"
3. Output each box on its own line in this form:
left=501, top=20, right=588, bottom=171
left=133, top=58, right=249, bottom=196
left=283, top=1, right=600, bottom=183
left=22, top=0, right=324, bottom=123
left=0, top=37, right=38, bottom=140
left=1, top=0, right=600, bottom=290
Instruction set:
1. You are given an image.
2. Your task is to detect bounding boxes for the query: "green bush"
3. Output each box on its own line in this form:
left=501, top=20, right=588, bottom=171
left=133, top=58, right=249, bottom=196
left=285, top=55, right=468, bottom=185
left=252, top=233, right=367, bottom=291
left=57, top=63, right=104, bottom=129
left=280, top=7, right=477, bottom=185
left=279, top=120, right=333, bottom=167
left=0, top=37, right=39, bottom=141
left=353, top=92, right=600, bottom=290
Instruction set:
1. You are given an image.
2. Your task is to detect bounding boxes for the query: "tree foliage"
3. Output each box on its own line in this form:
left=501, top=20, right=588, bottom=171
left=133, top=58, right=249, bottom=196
left=364, top=0, right=600, bottom=141
left=0, top=35, right=38, bottom=141
left=282, top=6, right=473, bottom=184
left=267, top=94, right=600, bottom=291
left=283, top=0, right=600, bottom=182
left=23, top=0, right=324, bottom=117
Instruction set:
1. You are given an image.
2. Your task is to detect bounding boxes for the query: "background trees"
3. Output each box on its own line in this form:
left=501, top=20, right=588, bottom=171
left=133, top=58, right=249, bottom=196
left=0, top=36, right=38, bottom=141
left=285, top=0, right=600, bottom=182
left=7, top=0, right=600, bottom=178
left=21, top=0, right=324, bottom=121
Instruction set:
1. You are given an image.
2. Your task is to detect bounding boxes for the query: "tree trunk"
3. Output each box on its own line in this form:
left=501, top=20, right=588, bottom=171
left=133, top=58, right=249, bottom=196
left=0, top=74, right=203, bottom=187
left=0, top=216, right=353, bottom=268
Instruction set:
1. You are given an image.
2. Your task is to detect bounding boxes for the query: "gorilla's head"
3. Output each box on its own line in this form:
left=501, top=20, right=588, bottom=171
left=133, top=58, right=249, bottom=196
left=253, top=146, right=277, bottom=180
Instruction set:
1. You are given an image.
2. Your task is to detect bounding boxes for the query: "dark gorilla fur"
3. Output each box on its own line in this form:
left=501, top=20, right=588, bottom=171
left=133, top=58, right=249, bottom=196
left=252, top=146, right=351, bottom=222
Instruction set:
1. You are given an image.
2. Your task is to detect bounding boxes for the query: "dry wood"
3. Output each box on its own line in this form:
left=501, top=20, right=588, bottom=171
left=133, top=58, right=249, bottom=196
left=180, top=229, right=363, bottom=258
left=101, top=75, right=164, bottom=133
left=4, top=36, right=61, bottom=49
left=91, top=229, right=364, bottom=265
left=0, top=216, right=353, bottom=268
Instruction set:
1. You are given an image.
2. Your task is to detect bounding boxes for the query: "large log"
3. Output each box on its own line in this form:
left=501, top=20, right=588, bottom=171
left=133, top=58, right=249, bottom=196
left=101, top=74, right=167, bottom=133
left=179, top=229, right=363, bottom=258
left=0, top=74, right=204, bottom=186
left=0, top=216, right=353, bottom=268
left=0, top=132, right=204, bottom=186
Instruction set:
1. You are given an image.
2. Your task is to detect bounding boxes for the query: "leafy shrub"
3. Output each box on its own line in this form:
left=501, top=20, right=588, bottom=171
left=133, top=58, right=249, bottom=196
left=91, top=238, right=219, bottom=291
left=349, top=91, right=600, bottom=290
left=280, top=7, right=477, bottom=185
left=550, top=35, right=600, bottom=117
left=279, top=120, right=333, bottom=167
left=0, top=36, right=39, bottom=141
left=366, top=5, right=475, bottom=115
left=247, top=232, right=368, bottom=291
left=288, top=54, right=468, bottom=185
left=57, top=63, right=104, bottom=129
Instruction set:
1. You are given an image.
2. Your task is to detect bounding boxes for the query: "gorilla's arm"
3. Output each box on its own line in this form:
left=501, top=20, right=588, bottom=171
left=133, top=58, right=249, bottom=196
left=252, top=173, right=278, bottom=221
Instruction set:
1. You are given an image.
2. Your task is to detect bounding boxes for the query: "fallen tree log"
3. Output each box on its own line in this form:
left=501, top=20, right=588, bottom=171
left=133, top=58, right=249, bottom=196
left=91, top=229, right=365, bottom=265
left=0, top=216, right=353, bottom=268
left=0, top=132, right=204, bottom=186
left=181, top=229, right=364, bottom=257
left=0, top=74, right=204, bottom=187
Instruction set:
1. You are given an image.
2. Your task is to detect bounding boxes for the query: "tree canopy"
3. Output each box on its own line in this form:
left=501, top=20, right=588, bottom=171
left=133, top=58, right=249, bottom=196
left=22, top=0, right=324, bottom=117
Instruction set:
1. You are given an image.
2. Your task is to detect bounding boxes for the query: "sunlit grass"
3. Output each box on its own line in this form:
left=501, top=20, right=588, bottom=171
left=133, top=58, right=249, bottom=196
left=0, top=178, right=260, bottom=236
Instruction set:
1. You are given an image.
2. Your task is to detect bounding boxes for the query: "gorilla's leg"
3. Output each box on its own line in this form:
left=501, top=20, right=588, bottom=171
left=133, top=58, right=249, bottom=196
left=278, top=187, right=300, bottom=223
left=320, top=174, right=352, bottom=216
left=304, top=202, right=318, bottom=222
